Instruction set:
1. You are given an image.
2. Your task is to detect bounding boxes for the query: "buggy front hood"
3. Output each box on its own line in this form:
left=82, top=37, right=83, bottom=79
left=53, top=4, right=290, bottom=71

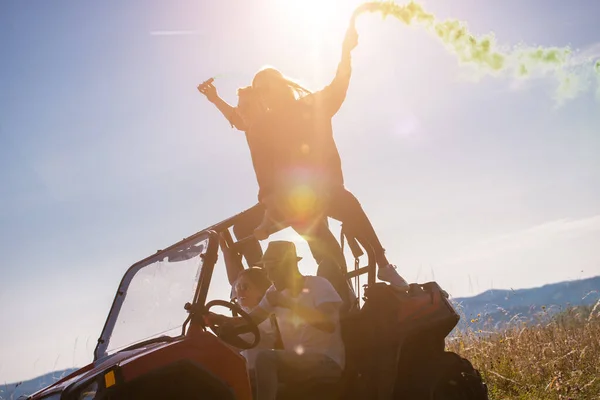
left=28, top=331, right=251, bottom=400
left=27, top=338, right=177, bottom=399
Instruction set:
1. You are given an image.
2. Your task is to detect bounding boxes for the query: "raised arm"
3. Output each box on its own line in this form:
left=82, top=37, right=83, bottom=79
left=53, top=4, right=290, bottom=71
left=197, top=79, right=247, bottom=131
left=307, top=17, right=358, bottom=117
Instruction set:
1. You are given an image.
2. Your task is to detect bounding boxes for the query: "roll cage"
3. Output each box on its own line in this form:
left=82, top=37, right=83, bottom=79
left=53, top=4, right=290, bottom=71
left=94, top=205, right=378, bottom=361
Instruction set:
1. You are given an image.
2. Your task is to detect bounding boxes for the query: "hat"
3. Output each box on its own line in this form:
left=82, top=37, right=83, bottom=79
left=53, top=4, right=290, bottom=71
left=252, top=241, right=302, bottom=267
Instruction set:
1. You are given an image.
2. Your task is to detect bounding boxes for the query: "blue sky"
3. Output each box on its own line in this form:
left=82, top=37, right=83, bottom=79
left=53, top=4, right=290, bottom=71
left=1, top=0, right=599, bottom=383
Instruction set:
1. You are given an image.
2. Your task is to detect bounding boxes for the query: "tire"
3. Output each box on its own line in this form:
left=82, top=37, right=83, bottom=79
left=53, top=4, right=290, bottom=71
left=427, top=352, right=489, bottom=400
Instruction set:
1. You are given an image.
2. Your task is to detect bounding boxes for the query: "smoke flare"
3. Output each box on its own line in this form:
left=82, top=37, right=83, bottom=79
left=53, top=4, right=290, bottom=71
left=355, top=1, right=600, bottom=104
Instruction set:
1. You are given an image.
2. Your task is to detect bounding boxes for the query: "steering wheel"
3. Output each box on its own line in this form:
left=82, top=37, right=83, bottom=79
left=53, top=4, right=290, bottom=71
left=204, top=300, right=261, bottom=350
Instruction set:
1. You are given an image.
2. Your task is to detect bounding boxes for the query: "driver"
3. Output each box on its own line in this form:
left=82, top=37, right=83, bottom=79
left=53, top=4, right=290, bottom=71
left=219, top=234, right=281, bottom=390
left=221, top=240, right=345, bottom=400
left=232, top=268, right=277, bottom=367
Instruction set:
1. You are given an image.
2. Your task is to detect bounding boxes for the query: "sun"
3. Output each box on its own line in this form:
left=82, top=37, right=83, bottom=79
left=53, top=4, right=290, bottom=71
left=274, top=0, right=363, bottom=35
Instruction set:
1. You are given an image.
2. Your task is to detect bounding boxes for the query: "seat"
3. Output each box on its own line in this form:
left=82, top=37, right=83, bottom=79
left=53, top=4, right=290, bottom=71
left=276, top=376, right=341, bottom=400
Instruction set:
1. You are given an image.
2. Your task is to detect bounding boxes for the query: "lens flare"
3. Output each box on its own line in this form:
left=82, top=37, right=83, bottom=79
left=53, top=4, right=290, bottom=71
left=355, top=1, right=600, bottom=104
left=287, top=185, right=318, bottom=219
left=268, top=167, right=331, bottom=236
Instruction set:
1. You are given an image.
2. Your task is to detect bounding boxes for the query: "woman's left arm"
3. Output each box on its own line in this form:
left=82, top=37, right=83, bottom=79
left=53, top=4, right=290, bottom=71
left=308, top=17, right=358, bottom=117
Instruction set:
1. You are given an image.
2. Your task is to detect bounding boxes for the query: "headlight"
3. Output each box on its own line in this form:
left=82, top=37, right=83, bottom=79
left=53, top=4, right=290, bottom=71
left=74, top=369, right=117, bottom=400
left=77, top=381, right=98, bottom=400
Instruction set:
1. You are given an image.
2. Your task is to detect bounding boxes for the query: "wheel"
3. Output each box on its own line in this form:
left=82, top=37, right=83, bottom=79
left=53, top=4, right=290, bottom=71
left=204, top=299, right=261, bottom=350
left=428, top=352, right=489, bottom=400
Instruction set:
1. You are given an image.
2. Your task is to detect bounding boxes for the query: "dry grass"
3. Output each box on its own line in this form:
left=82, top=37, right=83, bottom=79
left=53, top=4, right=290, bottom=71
left=448, top=302, right=600, bottom=399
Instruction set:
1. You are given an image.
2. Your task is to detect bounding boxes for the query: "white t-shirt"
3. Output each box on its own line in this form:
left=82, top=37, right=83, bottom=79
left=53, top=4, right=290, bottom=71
left=258, top=276, right=345, bottom=369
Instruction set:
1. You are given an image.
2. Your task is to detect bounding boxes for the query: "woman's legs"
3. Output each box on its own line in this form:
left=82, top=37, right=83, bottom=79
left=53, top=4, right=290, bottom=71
left=325, top=186, right=408, bottom=287
left=232, top=203, right=266, bottom=266
left=254, top=194, right=291, bottom=241
left=234, top=200, right=357, bottom=303
left=292, top=219, right=354, bottom=311
left=293, top=218, right=347, bottom=270
left=325, top=187, right=387, bottom=263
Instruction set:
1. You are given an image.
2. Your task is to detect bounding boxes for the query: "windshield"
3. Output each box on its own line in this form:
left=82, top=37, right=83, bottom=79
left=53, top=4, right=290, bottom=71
left=96, top=233, right=212, bottom=357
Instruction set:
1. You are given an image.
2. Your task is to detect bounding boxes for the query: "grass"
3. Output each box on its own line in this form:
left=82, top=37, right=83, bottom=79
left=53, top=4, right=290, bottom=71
left=447, top=302, right=600, bottom=399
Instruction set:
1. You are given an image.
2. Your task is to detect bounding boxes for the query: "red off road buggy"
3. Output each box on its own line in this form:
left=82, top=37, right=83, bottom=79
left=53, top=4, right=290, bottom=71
left=25, top=206, right=489, bottom=400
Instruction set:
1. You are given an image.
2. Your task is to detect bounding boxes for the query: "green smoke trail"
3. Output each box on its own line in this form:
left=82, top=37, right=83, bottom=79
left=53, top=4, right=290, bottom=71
left=355, top=1, right=600, bottom=104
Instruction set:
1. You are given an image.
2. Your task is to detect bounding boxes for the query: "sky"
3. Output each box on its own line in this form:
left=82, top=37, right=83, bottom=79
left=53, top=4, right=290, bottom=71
left=1, top=0, right=599, bottom=384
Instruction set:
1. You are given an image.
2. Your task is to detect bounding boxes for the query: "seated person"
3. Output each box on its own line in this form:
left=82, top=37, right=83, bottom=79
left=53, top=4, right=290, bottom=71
left=219, top=234, right=280, bottom=373
left=217, top=240, right=345, bottom=400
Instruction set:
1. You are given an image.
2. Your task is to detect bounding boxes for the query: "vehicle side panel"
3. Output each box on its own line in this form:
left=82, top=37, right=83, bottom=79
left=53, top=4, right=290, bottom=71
left=118, top=332, right=252, bottom=400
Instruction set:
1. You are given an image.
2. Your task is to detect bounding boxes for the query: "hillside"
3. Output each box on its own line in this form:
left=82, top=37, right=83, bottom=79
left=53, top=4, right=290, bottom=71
left=0, top=369, right=77, bottom=400
left=451, top=276, right=600, bottom=331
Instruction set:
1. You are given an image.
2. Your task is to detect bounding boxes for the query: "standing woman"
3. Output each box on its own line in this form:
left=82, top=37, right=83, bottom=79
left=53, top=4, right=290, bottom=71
left=198, top=78, right=355, bottom=307
left=249, top=12, right=408, bottom=287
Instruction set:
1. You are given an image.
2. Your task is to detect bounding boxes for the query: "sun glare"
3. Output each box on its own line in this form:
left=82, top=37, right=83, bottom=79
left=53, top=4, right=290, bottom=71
left=274, top=0, right=362, bottom=35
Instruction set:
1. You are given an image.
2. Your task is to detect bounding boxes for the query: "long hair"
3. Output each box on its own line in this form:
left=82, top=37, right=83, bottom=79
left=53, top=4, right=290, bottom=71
left=236, top=85, right=267, bottom=127
left=236, top=85, right=256, bottom=100
left=236, top=85, right=259, bottom=111
left=252, top=66, right=313, bottom=100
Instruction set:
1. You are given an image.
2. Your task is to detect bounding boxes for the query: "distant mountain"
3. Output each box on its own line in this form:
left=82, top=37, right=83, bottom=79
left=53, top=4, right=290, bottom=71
left=0, top=368, right=77, bottom=400
left=450, top=276, right=600, bottom=331
left=3, top=277, right=599, bottom=397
